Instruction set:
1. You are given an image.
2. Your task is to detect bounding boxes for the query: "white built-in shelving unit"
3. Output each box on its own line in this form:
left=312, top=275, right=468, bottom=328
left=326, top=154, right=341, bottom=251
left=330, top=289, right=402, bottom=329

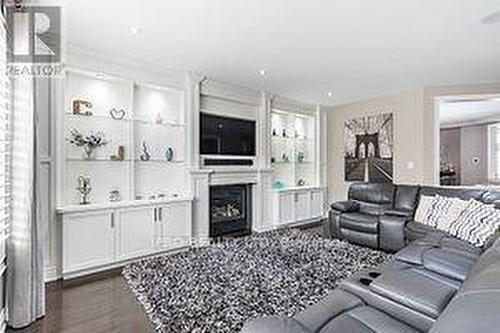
left=57, top=69, right=192, bottom=279
left=270, top=108, right=325, bottom=227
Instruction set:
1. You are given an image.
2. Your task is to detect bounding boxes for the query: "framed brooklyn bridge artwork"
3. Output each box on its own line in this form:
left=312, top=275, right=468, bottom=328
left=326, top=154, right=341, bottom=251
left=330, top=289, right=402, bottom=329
left=344, top=113, right=393, bottom=182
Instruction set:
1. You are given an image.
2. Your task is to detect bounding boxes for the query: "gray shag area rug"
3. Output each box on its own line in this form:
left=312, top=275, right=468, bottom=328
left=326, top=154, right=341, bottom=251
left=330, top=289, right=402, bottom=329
left=122, top=228, right=391, bottom=333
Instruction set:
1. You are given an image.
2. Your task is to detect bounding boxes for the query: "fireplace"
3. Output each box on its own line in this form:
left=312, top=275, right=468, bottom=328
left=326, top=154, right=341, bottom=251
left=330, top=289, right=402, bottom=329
left=209, top=184, right=252, bottom=237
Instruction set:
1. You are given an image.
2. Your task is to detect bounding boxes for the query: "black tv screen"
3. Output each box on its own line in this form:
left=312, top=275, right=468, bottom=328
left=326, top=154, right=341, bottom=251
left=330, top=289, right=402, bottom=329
left=200, top=113, right=256, bottom=156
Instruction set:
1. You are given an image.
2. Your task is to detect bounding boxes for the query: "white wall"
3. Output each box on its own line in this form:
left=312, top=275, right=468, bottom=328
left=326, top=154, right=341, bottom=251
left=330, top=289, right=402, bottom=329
left=327, top=89, right=425, bottom=202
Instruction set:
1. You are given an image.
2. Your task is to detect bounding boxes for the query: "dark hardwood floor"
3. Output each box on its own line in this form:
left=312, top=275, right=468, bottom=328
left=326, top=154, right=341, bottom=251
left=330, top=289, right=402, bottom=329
left=8, top=269, right=151, bottom=333
left=8, top=221, right=326, bottom=333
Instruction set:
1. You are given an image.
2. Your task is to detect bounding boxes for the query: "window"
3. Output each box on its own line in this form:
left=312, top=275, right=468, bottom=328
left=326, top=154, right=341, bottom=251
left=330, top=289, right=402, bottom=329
left=488, top=123, right=500, bottom=183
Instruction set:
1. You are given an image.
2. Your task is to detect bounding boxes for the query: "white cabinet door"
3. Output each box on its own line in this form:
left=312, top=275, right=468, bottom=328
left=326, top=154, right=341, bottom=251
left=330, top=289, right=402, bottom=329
left=63, top=211, right=114, bottom=274
left=310, top=190, right=323, bottom=218
left=159, top=202, right=191, bottom=250
left=279, top=193, right=295, bottom=224
left=295, top=192, right=311, bottom=221
left=116, top=206, right=156, bottom=261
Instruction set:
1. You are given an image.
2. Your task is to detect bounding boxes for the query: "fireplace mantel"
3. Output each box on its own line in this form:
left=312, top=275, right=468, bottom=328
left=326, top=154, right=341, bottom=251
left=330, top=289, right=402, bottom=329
left=190, top=167, right=273, bottom=240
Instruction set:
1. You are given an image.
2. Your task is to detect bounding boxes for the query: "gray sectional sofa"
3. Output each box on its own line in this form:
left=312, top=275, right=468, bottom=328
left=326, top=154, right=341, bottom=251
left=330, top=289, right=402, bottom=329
left=242, top=184, right=500, bottom=333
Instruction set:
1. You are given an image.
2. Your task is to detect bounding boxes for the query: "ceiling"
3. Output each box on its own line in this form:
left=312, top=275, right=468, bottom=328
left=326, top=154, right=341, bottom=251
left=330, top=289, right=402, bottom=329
left=60, top=0, right=500, bottom=105
left=440, top=98, right=500, bottom=128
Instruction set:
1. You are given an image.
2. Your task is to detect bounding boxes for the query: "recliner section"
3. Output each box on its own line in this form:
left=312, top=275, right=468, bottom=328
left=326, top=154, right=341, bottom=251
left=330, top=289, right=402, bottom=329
left=242, top=230, right=500, bottom=333
left=329, top=183, right=500, bottom=252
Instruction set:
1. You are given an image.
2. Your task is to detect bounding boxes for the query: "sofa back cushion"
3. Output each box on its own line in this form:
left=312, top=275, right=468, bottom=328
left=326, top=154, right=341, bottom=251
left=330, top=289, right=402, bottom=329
left=419, top=186, right=485, bottom=202
left=348, top=183, right=395, bottom=216
left=393, top=185, right=420, bottom=213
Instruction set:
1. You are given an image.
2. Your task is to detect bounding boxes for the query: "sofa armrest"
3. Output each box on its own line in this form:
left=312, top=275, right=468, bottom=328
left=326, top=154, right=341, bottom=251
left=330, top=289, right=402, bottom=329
left=385, top=209, right=413, bottom=218
left=331, top=201, right=359, bottom=213
left=379, top=214, right=408, bottom=252
left=241, top=317, right=312, bottom=333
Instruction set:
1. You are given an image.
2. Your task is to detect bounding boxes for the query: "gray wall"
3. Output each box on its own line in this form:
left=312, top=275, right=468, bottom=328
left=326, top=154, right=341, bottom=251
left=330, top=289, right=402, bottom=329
left=460, top=125, right=489, bottom=185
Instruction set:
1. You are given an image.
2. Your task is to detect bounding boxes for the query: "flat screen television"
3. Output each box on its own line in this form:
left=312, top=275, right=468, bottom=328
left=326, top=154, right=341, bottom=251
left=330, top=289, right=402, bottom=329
left=200, top=113, right=256, bottom=156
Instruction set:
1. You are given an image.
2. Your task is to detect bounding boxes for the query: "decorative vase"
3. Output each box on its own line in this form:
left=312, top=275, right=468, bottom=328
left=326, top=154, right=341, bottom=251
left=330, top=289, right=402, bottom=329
left=140, top=141, right=151, bottom=161
left=83, top=146, right=95, bottom=159
left=165, top=147, right=174, bottom=161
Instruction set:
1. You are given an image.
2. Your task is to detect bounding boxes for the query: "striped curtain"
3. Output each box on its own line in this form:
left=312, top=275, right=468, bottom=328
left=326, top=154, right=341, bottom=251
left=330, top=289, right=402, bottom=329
left=4, top=6, right=45, bottom=329
left=0, top=11, right=9, bottom=332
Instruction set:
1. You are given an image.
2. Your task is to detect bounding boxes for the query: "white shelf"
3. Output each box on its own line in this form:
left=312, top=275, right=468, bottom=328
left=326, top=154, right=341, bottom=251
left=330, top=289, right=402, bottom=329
left=56, top=196, right=193, bottom=214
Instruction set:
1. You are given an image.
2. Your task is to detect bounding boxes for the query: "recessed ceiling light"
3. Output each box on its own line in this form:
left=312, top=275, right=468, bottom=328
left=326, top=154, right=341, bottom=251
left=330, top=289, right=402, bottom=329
left=130, top=26, right=142, bottom=35
left=327, top=92, right=334, bottom=98
left=94, top=72, right=107, bottom=80
left=482, top=10, right=500, bottom=25
left=258, top=69, right=267, bottom=77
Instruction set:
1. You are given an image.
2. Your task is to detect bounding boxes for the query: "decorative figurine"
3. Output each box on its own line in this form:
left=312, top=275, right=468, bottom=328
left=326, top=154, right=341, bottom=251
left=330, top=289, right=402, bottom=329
left=282, top=128, right=287, bottom=137
left=111, top=145, right=125, bottom=161
left=139, top=141, right=151, bottom=161
left=271, top=157, right=276, bottom=163
left=109, top=108, right=126, bottom=120
left=154, top=112, right=163, bottom=124
left=272, top=128, right=277, bottom=136
left=76, top=176, right=92, bottom=205
left=297, top=151, right=305, bottom=163
left=108, top=188, right=121, bottom=202
left=297, top=178, right=306, bottom=186
left=67, top=128, right=108, bottom=159
left=282, top=153, right=289, bottom=162
left=72, top=99, right=93, bottom=116
left=165, top=147, right=174, bottom=161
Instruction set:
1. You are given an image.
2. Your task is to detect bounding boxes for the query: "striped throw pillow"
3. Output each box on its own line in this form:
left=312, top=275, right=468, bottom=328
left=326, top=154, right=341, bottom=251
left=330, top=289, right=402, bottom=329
left=448, top=199, right=500, bottom=247
left=426, top=196, right=469, bottom=231
left=414, top=195, right=436, bottom=224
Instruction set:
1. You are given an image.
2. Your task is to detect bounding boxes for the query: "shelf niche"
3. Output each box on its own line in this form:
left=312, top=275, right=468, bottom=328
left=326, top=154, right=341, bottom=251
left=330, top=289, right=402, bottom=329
left=61, top=70, right=188, bottom=206
left=271, top=109, right=317, bottom=189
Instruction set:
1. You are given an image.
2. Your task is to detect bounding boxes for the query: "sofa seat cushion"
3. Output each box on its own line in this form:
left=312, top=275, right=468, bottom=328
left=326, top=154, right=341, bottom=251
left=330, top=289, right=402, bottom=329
left=340, top=213, right=379, bottom=233
left=320, top=306, right=419, bottom=333
left=241, top=317, right=312, bottom=333
left=369, top=268, right=457, bottom=318
left=395, top=242, right=479, bottom=281
left=405, top=221, right=444, bottom=242
left=414, top=233, right=482, bottom=256
left=422, top=248, right=477, bottom=281
left=294, top=289, right=363, bottom=332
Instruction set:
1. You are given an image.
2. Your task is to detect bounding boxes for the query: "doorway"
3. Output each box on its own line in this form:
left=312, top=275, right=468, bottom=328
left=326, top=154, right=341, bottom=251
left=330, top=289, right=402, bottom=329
left=437, top=95, right=500, bottom=186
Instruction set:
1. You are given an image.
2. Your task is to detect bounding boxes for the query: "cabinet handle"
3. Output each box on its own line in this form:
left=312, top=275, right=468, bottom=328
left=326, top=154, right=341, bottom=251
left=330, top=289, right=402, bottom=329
left=154, top=208, right=157, bottom=222
left=159, top=208, right=162, bottom=221
left=294, top=193, right=298, bottom=202
left=111, top=212, right=115, bottom=228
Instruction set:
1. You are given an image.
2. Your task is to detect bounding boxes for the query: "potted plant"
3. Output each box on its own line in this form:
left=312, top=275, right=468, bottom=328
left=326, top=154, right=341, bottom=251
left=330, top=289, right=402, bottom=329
left=67, top=128, right=108, bottom=159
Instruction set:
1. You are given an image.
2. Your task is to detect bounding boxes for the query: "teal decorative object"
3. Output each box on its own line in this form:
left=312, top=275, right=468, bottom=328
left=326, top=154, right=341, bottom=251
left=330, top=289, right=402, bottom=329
left=272, top=181, right=285, bottom=190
